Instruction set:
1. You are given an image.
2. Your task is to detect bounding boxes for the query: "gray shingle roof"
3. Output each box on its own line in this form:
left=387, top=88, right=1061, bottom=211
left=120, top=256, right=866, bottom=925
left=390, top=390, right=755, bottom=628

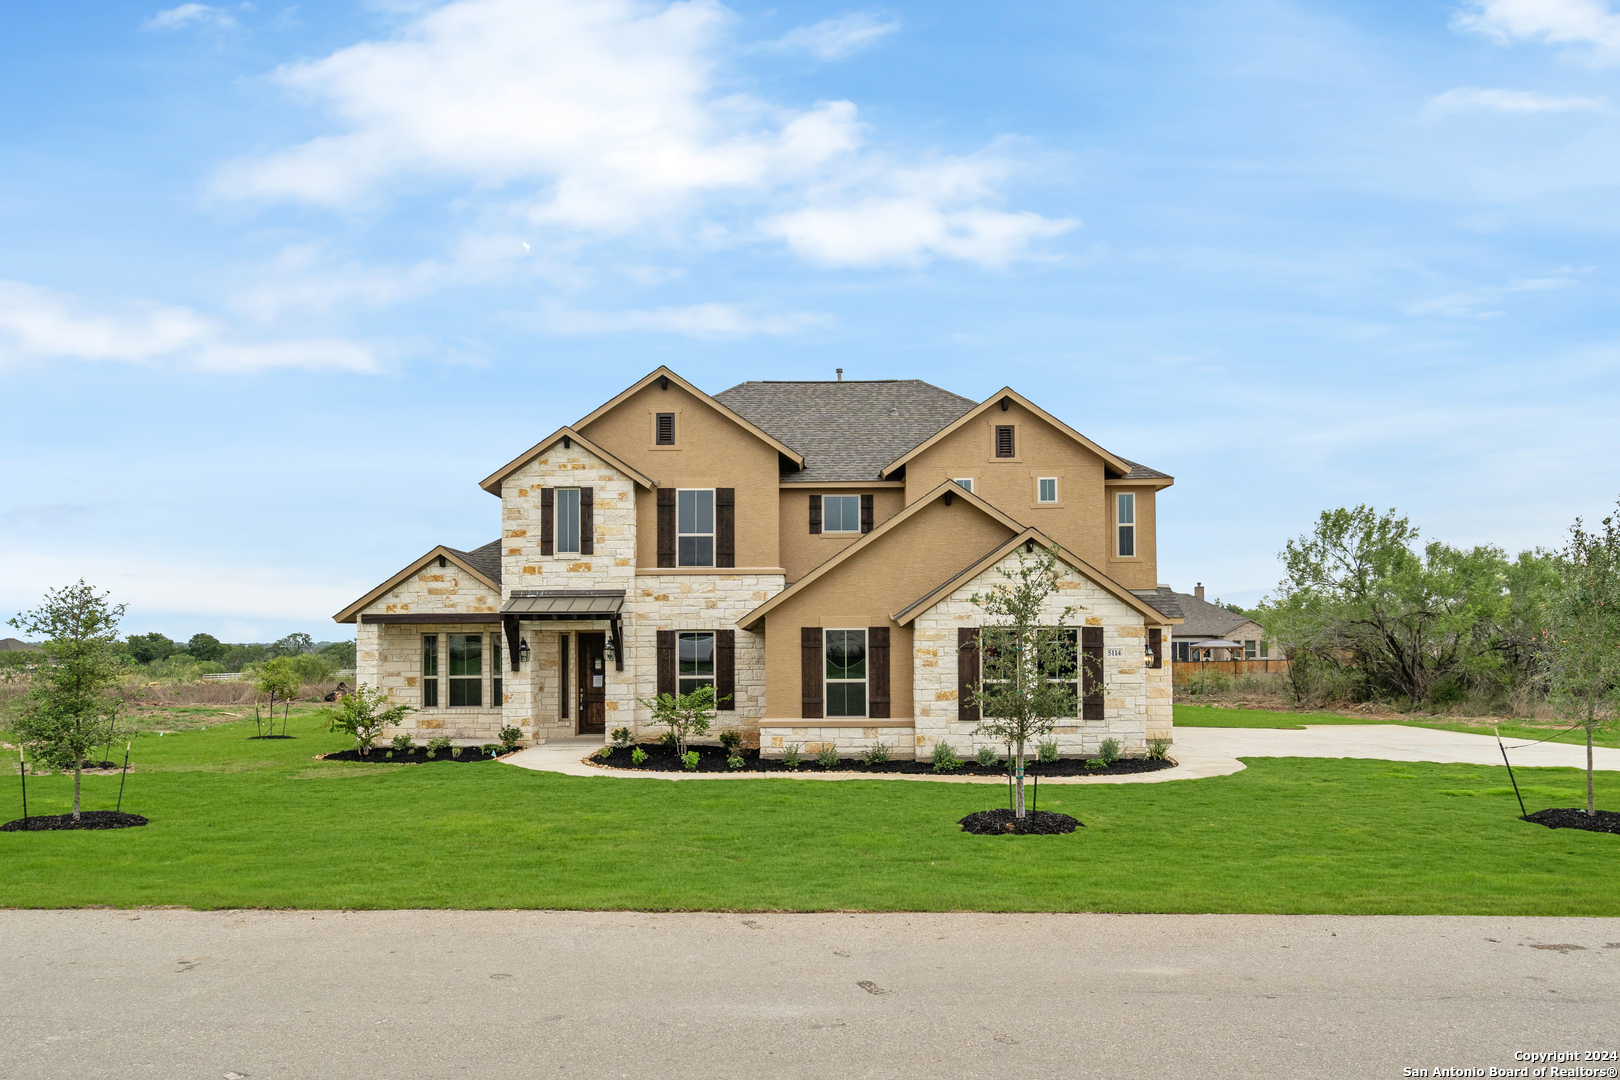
left=1117, top=456, right=1172, bottom=481
left=1130, top=587, right=1185, bottom=620
left=447, top=540, right=503, bottom=585
left=1162, top=591, right=1258, bottom=639
left=714, top=380, right=978, bottom=483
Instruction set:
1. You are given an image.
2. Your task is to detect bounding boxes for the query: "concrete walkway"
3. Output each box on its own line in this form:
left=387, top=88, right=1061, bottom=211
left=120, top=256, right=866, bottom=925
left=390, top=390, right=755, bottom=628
left=504, top=725, right=1620, bottom=786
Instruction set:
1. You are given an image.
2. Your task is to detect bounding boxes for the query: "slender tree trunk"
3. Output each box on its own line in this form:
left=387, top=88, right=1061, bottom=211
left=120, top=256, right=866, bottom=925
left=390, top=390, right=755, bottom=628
left=73, top=763, right=82, bottom=821
left=1014, top=739, right=1026, bottom=818
left=1588, top=725, right=1595, bottom=816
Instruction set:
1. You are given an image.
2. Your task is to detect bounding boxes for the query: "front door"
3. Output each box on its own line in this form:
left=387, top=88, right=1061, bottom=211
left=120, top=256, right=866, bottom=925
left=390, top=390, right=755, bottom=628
left=577, top=632, right=606, bottom=735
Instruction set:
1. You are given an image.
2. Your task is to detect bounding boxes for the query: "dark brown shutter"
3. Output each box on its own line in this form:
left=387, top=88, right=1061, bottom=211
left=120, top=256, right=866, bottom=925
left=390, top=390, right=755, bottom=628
left=656, top=412, right=675, bottom=445
left=860, top=493, right=874, bottom=534
left=957, top=627, right=980, bottom=723
left=559, top=633, right=569, bottom=718
left=715, top=487, right=735, bottom=568
left=1149, top=628, right=1162, bottom=669
left=656, top=630, right=675, bottom=697
left=800, top=627, right=823, bottom=719
left=1081, top=626, right=1105, bottom=721
left=995, top=425, right=1015, bottom=458
left=867, top=626, right=890, bottom=719
left=579, top=487, right=594, bottom=555
left=715, top=629, right=735, bottom=711
left=656, top=487, right=676, bottom=568
left=540, top=488, right=554, bottom=556
left=808, top=494, right=821, bottom=534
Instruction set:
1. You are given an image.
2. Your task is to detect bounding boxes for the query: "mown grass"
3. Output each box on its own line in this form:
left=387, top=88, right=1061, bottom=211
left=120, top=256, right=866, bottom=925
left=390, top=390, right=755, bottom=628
left=1174, top=704, right=1620, bottom=749
left=2, top=709, right=1616, bottom=913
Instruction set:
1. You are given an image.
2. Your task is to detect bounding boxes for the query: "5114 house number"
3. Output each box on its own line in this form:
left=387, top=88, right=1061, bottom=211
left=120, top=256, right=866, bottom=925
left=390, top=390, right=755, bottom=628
left=1106, top=648, right=1123, bottom=657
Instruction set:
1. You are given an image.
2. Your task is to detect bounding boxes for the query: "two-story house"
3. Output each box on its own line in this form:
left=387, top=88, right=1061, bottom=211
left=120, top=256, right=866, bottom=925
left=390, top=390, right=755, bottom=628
left=334, top=368, right=1182, bottom=759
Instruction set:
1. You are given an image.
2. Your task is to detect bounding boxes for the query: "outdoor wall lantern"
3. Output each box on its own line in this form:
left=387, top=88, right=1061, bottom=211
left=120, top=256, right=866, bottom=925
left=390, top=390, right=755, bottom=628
left=604, top=634, right=617, bottom=662
left=518, top=637, right=530, bottom=664
left=1143, top=642, right=1157, bottom=664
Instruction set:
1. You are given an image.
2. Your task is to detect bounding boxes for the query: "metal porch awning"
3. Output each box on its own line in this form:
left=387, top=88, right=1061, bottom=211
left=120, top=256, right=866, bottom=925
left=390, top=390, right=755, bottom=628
left=499, top=590, right=626, bottom=673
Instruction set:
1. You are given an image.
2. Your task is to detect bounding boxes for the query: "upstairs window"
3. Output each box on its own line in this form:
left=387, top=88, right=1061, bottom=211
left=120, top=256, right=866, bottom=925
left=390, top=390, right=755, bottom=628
left=1116, top=492, right=1136, bottom=557
left=448, top=633, right=483, bottom=707
left=823, top=494, right=860, bottom=533
left=421, top=634, right=439, bottom=708
left=995, top=425, right=1015, bottom=458
left=952, top=478, right=974, bottom=493
left=655, top=412, right=675, bottom=446
left=677, top=489, right=715, bottom=566
left=678, top=632, right=715, bottom=695
left=1038, top=477, right=1058, bottom=503
left=825, top=629, right=867, bottom=717
left=555, top=487, right=581, bottom=554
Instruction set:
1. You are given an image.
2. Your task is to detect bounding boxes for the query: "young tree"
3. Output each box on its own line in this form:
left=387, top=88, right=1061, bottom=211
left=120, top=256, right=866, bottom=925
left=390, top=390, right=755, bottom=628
left=967, top=543, right=1078, bottom=819
left=254, top=658, right=302, bottom=736
left=328, top=685, right=413, bottom=756
left=7, top=581, right=126, bottom=822
left=638, top=684, right=724, bottom=757
left=1541, top=504, right=1620, bottom=816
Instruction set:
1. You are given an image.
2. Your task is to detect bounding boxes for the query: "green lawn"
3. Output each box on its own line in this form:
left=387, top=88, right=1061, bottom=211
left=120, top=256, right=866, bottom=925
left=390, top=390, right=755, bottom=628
left=2, top=709, right=1616, bottom=914
left=1174, top=704, right=1620, bottom=749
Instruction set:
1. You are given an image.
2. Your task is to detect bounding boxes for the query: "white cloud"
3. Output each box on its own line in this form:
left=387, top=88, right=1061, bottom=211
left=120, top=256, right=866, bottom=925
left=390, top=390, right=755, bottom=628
left=214, top=0, right=1063, bottom=268
left=543, top=301, right=829, bottom=336
left=1426, top=86, right=1606, bottom=114
left=1407, top=275, right=1577, bottom=316
left=1453, top=0, right=1620, bottom=60
left=0, top=280, right=380, bottom=373
left=760, top=10, right=900, bottom=60
left=142, top=3, right=239, bottom=31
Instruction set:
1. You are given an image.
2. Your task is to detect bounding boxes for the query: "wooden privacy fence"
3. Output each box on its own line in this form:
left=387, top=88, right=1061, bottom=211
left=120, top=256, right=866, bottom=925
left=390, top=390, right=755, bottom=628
left=1172, top=659, right=1291, bottom=683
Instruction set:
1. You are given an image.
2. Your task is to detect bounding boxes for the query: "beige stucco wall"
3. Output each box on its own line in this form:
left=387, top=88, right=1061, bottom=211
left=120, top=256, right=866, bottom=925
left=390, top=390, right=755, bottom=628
left=759, top=495, right=1016, bottom=723
left=1104, top=484, right=1159, bottom=591
left=911, top=549, right=1174, bottom=758
left=776, top=486, right=906, bottom=583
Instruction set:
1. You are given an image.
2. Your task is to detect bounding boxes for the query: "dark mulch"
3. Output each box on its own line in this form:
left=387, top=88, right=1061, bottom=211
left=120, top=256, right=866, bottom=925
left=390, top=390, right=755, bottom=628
left=588, top=742, right=1176, bottom=777
left=959, top=808, right=1082, bottom=835
left=248, top=735, right=297, bottom=741
left=320, top=746, right=507, bottom=764
left=1524, top=808, right=1620, bottom=835
left=2, top=811, right=150, bottom=832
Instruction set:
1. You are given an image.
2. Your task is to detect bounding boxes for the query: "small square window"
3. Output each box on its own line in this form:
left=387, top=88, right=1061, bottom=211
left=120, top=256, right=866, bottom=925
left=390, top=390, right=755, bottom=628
left=655, top=412, right=675, bottom=445
left=823, top=495, right=860, bottom=532
left=952, top=478, right=974, bottom=493
left=1037, top=478, right=1057, bottom=503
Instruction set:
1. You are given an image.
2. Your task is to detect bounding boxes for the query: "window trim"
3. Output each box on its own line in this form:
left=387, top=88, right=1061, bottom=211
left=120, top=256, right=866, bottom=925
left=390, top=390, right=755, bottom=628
left=1115, top=491, right=1137, bottom=558
left=821, top=494, right=862, bottom=534
left=677, top=631, right=716, bottom=697
left=1244, top=639, right=1257, bottom=660
left=421, top=633, right=439, bottom=709
left=824, top=627, right=868, bottom=719
left=447, top=632, right=484, bottom=709
left=555, top=486, right=581, bottom=554
left=676, top=488, right=716, bottom=567
left=1037, top=477, right=1058, bottom=504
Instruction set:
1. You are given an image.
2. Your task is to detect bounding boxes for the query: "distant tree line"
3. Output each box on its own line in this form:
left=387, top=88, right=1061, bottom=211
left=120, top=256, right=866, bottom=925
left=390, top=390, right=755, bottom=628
left=118, top=631, right=355, bottom=672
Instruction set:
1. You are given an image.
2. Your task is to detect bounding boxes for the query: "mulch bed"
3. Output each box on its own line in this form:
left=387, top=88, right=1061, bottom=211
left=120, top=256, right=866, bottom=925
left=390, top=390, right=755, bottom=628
left=959, top=809, right=1082, bottom=835
left=2, top=811, right=149, bottom=832
left=320, top=746, right=508, bottom=764
left=248, top=735, right=297, bottom=740
left=587, top=743, right=1177, bottom=776
left=1524, top=808, right=1620, bottom=835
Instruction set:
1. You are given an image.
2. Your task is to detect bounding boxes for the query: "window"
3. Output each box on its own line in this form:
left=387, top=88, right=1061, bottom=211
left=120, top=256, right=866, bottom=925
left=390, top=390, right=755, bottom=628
left=448, top=633, right=483, bottom=707
left=1116, top=492, right=1136, bottom=557
left=677, top=489, right=714, bottom=566
left=678, top=632, right=715, bottom=695
left=555, top=487, right=581, bottom=554
left=493, top=676, right=503, bottom=706
left=1244, top=640, right=1257, bottom=660
left=952, top=478, right=974, bottom=493
left=421, top=634, right=439, bottom=708
left=1037, top=477, right=1058, bottom=503
left=655, top=412, right=675, bottom=445
left=1041, top=628, right=1079, bottom=715
left=823, top=494, right=860, bottom=533
left=824, top=629, right=867, bottom=717
left=995, top=425, right=1015, bottom=458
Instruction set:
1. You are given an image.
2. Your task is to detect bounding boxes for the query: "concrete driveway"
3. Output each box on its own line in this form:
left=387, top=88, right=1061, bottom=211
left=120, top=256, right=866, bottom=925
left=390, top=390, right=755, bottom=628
left=2, top=909, right=1616, bottom=1080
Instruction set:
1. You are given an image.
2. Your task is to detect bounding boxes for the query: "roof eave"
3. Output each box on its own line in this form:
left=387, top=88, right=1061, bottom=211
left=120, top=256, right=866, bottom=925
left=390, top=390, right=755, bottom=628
left=333, top=546, right=502, bottom=624
left=574, top=366, right=806, bottom=468
left=878, top=387, right=1134, bottom=479
left=478, top=426, right=656, bottom=497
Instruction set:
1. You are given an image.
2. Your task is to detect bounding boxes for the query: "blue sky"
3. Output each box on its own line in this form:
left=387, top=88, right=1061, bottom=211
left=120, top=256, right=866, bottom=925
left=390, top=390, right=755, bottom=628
left=3, top=0, right=1618, bottom=643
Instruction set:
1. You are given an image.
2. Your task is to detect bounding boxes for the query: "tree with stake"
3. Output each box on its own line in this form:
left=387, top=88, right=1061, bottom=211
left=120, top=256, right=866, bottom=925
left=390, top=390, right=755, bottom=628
left=967, top=542, right=1079, bottom=820
left=328, top=685, right=412, bottom=756
left=1541, top=502, right=1620, bottom=817
left=638, top=683, right=725, bottom=758
left=7, top=581, right=126, bottom=823
left=255, top=658, right=302, bottom=737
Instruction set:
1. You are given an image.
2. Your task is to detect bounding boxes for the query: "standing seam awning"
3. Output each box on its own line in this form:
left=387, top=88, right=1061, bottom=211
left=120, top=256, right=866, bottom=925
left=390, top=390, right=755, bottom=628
left=500, top=590, right=625, bottom=619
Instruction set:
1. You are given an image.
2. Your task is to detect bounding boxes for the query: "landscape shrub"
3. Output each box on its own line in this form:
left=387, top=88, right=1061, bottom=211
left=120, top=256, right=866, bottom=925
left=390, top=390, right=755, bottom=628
left=816, top=745, right=839, bottom=769
left=498, top=725, right=522, bottom=753
left=780, top=743, right=802, bottom=770
left=610, top=727, right=633, bottom=747
left=631, top=746, right=648, bottom=765
left=481, top=744, right=501, bottom=758
left=718, top=730, right=743, bottom=754
left=1147, top=735, right=1172, bottom=761
left=593, top=745, right=613, bottom=761
left=861, top=742, right=890, bottom=766
left=726, top=754, right=745, bottom=770
left=681, top=750, right=700, bottom=771
left=391, top=733, right=414, bottom=754
left=326, top=685, right=411, bottom=757
left=1036, top=738, right=1059, bottom=763
left=426, top=736, right=451, bottom=760
left=930, top=740, right=963, bottom=773
left=1097, top=737, right=1121, bottom=766
left=975, top=745, right=1000, bottom=767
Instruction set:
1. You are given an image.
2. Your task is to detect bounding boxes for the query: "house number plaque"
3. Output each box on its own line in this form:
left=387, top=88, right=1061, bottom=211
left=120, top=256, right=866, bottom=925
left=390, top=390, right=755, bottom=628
left=1106, top=648, right=1123, bottom=657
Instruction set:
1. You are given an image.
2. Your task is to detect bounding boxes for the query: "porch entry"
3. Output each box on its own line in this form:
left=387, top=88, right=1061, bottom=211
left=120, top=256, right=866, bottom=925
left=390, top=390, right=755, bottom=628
left=577, top=631, right=606, bottom=735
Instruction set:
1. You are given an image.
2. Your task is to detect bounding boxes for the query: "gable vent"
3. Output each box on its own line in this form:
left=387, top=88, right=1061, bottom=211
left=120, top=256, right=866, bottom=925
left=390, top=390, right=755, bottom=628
left=995, top=425, right=1015, bottom=458
left=656, top=412, right=675, bottom=446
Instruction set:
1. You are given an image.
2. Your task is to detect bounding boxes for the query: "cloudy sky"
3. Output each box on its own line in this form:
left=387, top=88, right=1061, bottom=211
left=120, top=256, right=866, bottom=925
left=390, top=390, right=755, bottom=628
left=3, top=0, right=1618, bottom=642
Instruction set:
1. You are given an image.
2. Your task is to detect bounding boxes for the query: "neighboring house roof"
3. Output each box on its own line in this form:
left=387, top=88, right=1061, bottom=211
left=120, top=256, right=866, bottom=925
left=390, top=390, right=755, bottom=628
left=333, top=541, right=502, bottom=624
left=737, top=480, right=1177, bottom=631
left=480, top=426, right=656, bottom=498
left=1160, top=590, right=1259, bottom=639
left=714, top=379, right=978, bottom=483
left=0, top=637, right=42, bottom=652
left=575, top=366, right=806, bottom=469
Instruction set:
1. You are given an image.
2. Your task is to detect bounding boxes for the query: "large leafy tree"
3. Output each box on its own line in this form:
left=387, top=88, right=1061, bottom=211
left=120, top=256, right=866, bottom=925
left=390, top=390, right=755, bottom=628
left=1541, top=503, right=1620, bottom=816
left=186, top=633, right=225, bottom=662
left=968, top=543, right=1078, bottom=819
left=7, top=582, right=127, bottom=821
left=125, top=631, right=178, bottom=665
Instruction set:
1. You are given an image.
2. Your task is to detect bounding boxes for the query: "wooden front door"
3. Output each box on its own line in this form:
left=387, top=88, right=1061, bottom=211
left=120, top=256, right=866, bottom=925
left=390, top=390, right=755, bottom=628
left=577, top=632, right=606, bottom=735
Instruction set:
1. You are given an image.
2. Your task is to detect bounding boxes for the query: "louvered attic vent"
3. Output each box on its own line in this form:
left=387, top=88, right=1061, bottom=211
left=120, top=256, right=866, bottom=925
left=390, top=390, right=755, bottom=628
left=656, top=412, right=675, bottom=445
left=995, top=424, right=1015, bottom=458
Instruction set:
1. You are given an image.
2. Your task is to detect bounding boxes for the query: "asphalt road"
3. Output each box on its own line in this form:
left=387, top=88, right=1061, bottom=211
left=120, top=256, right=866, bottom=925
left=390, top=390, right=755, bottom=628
left=3, top=910, right=1617, bottom=1080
